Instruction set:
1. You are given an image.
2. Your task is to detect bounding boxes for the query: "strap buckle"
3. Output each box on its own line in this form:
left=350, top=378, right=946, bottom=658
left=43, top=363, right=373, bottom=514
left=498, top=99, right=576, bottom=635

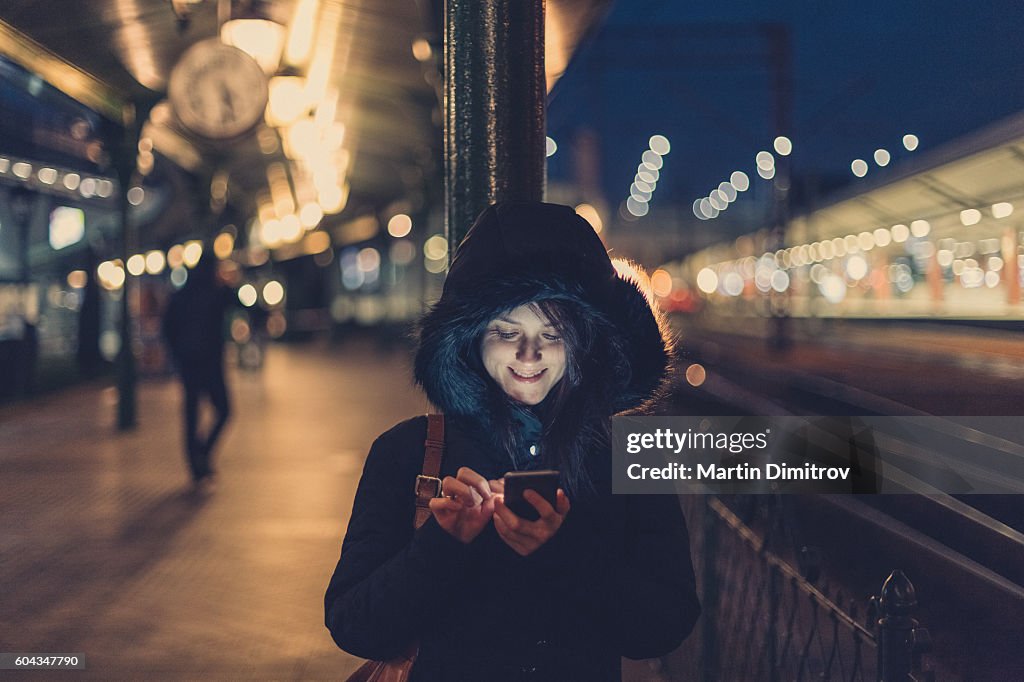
left=415, top=474, right=442, bottom=499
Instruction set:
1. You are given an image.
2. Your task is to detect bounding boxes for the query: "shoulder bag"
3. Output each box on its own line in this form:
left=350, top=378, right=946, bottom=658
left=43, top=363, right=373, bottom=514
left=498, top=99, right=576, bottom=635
left=344, top=414, right=445, bottom=682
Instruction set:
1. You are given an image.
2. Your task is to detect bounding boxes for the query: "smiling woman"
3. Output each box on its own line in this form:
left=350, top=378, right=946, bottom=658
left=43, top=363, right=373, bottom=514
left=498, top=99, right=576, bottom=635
left=325, top=201, right=701, bottom=681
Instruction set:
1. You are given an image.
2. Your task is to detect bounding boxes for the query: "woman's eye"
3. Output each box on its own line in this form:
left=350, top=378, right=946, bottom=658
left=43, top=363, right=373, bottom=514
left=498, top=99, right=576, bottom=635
left=542, top=334, right=562, bottom=342
left=494, top=330, right=518, bottom=339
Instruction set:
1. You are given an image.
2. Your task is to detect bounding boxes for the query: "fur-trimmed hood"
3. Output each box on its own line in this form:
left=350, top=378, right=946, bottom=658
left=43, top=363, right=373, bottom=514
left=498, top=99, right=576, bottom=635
left=415, top=201, right=673, bottom=423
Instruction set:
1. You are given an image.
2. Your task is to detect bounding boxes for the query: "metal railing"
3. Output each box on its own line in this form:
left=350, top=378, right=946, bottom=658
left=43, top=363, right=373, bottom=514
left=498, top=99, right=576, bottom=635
left=677, top=495, right=933, bottom=682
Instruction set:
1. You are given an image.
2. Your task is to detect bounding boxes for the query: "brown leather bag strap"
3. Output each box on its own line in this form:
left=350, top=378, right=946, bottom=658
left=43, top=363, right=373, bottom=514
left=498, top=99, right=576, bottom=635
left=413, top=414, right=444, bottom=529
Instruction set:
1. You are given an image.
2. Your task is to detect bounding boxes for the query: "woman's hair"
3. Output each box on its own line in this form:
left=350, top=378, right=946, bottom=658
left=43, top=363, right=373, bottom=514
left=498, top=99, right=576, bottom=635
left=473, top=297, right=626, bottom=496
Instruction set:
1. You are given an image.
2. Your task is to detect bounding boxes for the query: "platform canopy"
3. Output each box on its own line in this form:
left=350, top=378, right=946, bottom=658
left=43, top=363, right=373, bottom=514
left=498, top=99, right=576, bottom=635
left=0, top=0, right=612, bottom=245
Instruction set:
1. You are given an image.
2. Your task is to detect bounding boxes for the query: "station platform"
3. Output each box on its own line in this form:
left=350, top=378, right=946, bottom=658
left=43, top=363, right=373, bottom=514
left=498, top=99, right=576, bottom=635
left=0, top=341, right=431, bottom=680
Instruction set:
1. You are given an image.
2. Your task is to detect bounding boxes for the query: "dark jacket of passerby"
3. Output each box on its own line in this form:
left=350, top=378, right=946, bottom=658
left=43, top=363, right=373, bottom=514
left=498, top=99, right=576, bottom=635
left=325, top=202, right=701, bottom=681
left=162, top=255, right=234, bottom=371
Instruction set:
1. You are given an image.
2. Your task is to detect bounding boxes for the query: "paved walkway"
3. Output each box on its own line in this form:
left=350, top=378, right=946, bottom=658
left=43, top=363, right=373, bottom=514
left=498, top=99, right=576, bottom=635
left=0, top=340, right=430, bottom=680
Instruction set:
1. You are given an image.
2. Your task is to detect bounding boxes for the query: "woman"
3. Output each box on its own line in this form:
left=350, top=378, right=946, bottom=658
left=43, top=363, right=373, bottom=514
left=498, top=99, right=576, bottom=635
left=325, top=201, right=701, bottom=681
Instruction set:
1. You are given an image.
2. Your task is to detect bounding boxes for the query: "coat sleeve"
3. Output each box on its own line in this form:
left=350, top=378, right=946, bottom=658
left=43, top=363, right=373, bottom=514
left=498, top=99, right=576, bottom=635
left=323, top=423, right=483, bottom=660
left=532, top=492, right=701, bottom=660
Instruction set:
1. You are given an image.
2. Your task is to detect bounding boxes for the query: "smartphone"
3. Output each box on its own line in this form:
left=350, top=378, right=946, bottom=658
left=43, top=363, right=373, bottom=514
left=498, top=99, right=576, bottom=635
left=503, top=470, right=560, bottom=521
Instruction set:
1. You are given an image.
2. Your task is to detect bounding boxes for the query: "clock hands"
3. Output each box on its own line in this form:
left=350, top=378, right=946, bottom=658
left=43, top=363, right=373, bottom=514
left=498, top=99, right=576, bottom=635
left=220, top=81, right=235, bottom=124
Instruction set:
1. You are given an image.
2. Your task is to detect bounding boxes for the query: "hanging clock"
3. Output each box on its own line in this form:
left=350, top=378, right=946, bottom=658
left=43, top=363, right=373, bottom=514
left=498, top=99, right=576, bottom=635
left=168, top=39, right=269, bottom=140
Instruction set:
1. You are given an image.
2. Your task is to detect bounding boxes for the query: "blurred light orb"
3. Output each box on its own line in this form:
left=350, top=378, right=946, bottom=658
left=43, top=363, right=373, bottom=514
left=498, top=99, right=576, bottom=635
left=708, top=192, right=726, bottom=211
left=757, top=165, right=776, bottom=180
left=67, top=270, right=87, bottom=289
left=874, top=148, right=891, bottom=166
left=626, top=197, right=649, bottom=217
left=637, top=170, right=657, bottom=185
left=127, top=186, right=145, bottom=205
left=890, top=224, right=910, bottom=243
left=412, top=38, right=432, bottom=62
left=985, top=271, right=1000, bottom=288
left=903, top=134, right=919, bottom=151
left=755, top=151, right=775, bottom=170
left=546, top=137, right=558, bottom=157
left=127, top=254, right=146, bottom=276
left=851, top=159, right=868, bottom=177
left=183, top=241, right=203, bottom=267
left=238, top=284, right=258, bottom=307
left=991, top=202, right=1014, bottom=219
left=857, top=231, right=875, bottom=251
left=642, top=150, right=663, bottom=169
left=388, top=213, right=413, bottom=238
left=873, top=228, right=892, bottom=247
left=357, top=247, right=381, bottom=272
left=696, top=268, right=718, bottom=294
left=630, top=185, right=652, bottom=203
left=722, top=272, right=744, bottom=297
left=280, top=214, right=303, bottom=242
left=770, top=269, right=790, bottom=292
left=424, top=235, right=449, bottom=260
left=651, top=269, right=673, bottom=297
left=960, top=208, right=981, bottom=226
left=773, top=136, right=792, bottom=156
left=648, top=135, right=671, bottom=155
left=685, top=364, right=706, bottom=388
left=846, top=254, right=869, bottom=280
left=819, top=274, right=847, bottom=304
left=424, top=256, right=447, bottom=274
left=638, top=164, right=660, bottom=182
left=910, top=219, right=931, bottom=238
left=300, top=202, right=324, bottom=229
left=390, top=239, right=416, bottom=265
left=263, top=280, right=285, bottom=306
left=145, top=250, right=166, bottom=275
left=693, top=199, right=708, bottom=220
left=633, top=179, right=654, bottom=193
left=267, top=76, right=307, bottom=126
left=730, top=171, right=750, bottom=191
left=214, top=232, right=235, bottom=259
left=63, top=173, right=81, bottom=191
left=719, top=182, right=737, bottom=202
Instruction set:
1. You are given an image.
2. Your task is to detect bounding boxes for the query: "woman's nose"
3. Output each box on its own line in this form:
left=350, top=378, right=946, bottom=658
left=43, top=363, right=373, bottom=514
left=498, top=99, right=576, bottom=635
left=517, top=337, right=541, bottom=362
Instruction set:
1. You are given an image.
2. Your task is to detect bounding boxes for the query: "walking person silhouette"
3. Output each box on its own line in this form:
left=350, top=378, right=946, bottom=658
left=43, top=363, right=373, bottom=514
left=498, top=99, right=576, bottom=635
left=162, top=252, right=236, bottom=489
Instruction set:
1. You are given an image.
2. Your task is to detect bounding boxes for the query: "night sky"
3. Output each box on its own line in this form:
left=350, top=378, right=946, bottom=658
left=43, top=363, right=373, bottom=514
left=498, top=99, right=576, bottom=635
left=548, top=0, right=1024, bottom=223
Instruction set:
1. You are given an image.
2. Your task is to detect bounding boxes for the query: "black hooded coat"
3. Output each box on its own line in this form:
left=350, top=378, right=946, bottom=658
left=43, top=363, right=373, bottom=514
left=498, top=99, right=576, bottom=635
left=325, top=202, right=701, bottom=681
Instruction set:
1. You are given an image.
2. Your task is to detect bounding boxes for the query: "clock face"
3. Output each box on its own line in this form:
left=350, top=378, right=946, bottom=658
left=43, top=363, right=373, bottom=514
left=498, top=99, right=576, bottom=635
left=169, top=40, right=269, bottom=140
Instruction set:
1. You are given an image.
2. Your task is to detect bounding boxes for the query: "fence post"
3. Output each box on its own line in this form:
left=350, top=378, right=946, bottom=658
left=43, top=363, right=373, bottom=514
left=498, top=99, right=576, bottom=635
left=875, top=570, right=932, bottom=681
left=700, top=496, right=719, bottom=682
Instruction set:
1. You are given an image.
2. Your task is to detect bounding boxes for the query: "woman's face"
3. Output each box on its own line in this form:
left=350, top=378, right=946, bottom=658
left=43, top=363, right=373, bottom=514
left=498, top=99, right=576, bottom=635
left=480, top=304, right=567, bottom=406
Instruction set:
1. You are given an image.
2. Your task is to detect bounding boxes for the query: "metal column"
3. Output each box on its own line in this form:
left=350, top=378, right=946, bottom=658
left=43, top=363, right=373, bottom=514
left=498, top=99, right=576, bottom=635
left=444, top=0, right=546, bottom=254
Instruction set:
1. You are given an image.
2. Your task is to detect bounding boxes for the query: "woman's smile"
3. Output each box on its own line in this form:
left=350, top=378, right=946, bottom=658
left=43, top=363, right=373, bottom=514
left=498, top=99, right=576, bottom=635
left=508, top=367, right=547, bottom=382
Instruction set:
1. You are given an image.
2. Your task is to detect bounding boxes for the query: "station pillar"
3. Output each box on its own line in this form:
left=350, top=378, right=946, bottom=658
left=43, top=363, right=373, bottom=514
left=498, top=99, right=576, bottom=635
left=444, top=0, right=546, bottom=254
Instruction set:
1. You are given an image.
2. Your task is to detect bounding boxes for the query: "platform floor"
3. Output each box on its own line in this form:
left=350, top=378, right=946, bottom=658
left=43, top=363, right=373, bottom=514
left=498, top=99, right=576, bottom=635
left=0, top=341, right=431, bottom=680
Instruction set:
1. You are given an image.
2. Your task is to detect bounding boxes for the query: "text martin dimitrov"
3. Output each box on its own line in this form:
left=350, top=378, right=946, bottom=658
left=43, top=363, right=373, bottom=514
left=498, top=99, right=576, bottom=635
left=627, top=462, right=851, bottom=481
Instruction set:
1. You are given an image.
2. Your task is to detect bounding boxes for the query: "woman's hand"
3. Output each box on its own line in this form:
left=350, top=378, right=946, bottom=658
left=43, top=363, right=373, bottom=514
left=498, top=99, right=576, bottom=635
left=429, top=467, right=495, bottom=544
left=492, top=487, right=571, bottom=556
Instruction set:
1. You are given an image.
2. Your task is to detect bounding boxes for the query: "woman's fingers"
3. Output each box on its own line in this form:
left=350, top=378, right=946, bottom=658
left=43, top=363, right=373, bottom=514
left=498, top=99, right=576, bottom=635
left=555, top=489, right=570, bottom=516
left=522, top=490, right=557, bottom=521
left=456, top=467, right=492, bottom=501
left=492, top=497, right=523, bottom=532
left=488, top=478, right=505, bottom=495
left=440, top=476, right=481, bottom=506
left=429, top=496, right=463, bottom=512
